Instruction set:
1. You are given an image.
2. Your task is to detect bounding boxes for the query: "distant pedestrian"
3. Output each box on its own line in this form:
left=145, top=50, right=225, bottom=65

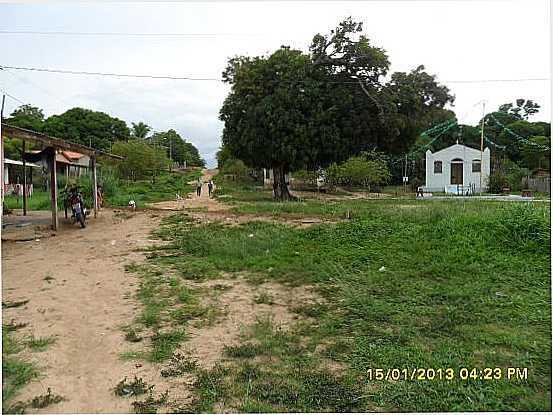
left=97, top=185, right=104, bottom=208
left=208, top=180, right=214, bottom=197
left=196, top=177, right=203, bottom=197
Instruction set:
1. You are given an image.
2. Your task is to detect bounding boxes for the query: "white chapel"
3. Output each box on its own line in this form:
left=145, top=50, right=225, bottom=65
left=424, top=143, right=490, bottom=193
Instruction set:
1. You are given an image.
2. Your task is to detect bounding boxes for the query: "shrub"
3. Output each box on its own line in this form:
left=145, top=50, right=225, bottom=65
left=491, top=203, right=550, bottom=252
left=325, top=152, right=391, bottom=190
left=487, top=171, right=508, bottom=193
left=221, top=159, right=248, bottom=178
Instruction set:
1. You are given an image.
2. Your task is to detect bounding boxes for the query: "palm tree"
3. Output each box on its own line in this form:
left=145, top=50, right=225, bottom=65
left=131, top=122, right=152, bottom=139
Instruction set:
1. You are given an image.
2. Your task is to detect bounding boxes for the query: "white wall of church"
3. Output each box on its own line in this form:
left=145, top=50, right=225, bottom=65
left=425, top=144, right=490, bottom=192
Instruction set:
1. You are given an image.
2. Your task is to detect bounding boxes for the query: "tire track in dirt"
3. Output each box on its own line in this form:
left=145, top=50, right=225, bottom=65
left=2, top=209, right=174, bottom=413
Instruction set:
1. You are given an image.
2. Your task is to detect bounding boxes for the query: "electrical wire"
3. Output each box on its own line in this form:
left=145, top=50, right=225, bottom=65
left=0, top=86, right=26, bottom=105
left=0, top=30, right=259, bottom=37
left=0, top=65, right=550, bottom=84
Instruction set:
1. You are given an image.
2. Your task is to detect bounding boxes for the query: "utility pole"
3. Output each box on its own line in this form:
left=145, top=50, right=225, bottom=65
left=22, top=140, right=27, bottom=215
left=403, top=154, right=408, bottom=192
left=479, top=101, right=486, bottom=195
left=169, top=139, right=172, bottom=172
left=1, top=95, right=5, bottom=215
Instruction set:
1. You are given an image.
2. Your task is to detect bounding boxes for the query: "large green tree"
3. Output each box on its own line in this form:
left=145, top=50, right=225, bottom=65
left=221, top=46, right=338, bottom=199
left=220, top=18, right=454, bottom=199
left=131, top=121, right=152, bottom=139
left=5, top=104, right=45, bottom=131
left=43, top=107, right=130, bottom=151
left=480, top=100, right=550, bottom=167
left=111, top=140, right=169, bottom=181
left=151, top=129, right=205, bottom=167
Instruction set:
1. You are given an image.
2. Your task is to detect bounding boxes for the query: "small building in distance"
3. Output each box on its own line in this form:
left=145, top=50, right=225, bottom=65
left=32, top=150, right=90, bottom=178
left=3, top=158, right=41, bottom=196
left=424, top=143, right=490, bottom=194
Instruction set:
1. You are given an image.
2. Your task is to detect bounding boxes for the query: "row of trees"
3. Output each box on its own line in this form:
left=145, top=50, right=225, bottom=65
left=219, top=18, right=455, bottom=199
left=415, top=98, right=550, bottom=172
left=4, top=105, right=205, bottom=170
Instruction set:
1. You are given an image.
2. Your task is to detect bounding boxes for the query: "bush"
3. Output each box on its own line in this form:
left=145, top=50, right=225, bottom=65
left=221, top=159, right=248, bottom=178
left=111, top=141, right=170, bottom=181
left=492, top=203, right=550, bottom=252
left=325, top=152, right=391, bottom=190
left=487, top=171, right=508, bottom=193
left=488, top=160, right=531, bottom=193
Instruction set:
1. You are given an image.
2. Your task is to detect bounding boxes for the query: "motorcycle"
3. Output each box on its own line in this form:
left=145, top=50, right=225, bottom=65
left=63, top=186, right=88, bottom=228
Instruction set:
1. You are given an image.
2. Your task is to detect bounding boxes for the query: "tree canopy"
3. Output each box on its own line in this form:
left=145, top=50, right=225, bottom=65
left=131, top=122, right=152, bottom=139
left=151, top=129, right=205, bottom=167
left=5, top=105, right=45, bottom=131
left=42, top=107, right=130, bottom=151
left=220, top=17, right=454, bottom=199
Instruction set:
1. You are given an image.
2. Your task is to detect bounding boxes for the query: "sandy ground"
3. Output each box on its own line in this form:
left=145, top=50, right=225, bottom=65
left=2, top=169, right=323, bottom=413
left=2, top=206, right=174, bottom=413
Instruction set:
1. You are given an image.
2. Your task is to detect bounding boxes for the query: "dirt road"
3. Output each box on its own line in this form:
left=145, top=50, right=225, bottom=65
left=1, top=168, right=320, bottom=412
left=1, top=169, right=219, bottom=412
left=2, top=207, right=173, bottom=412
left=148, top=168, right=226, bottom=212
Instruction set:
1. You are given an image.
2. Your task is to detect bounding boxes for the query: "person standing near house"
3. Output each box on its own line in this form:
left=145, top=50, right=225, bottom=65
left=96, top=185, right=104, bottom=209
left=196, top=176, right=203, bottom=197
left=208, top=179, right=214, bottom=197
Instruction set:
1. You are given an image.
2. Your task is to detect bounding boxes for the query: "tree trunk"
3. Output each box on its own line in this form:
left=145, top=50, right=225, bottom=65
left=272, top=165, right=295, bottom=201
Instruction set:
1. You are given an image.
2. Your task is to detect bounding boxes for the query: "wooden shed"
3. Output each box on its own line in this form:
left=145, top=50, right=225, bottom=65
left=1, top=123, right=122, bottom=230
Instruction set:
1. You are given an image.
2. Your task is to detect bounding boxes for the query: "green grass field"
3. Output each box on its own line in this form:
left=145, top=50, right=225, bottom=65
left=130, top=184, right=551, bottom=412
left=3, top=170, right=201, bottom=211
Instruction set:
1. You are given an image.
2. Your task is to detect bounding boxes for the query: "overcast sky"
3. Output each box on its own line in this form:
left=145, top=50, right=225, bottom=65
left=0, top=0, right=550, bottom=167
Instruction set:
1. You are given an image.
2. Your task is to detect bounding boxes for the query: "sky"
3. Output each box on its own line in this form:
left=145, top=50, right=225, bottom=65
left=0, top=0, right=551, bottom=167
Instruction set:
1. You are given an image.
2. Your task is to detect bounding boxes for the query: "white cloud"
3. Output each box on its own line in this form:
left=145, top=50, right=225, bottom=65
left=1, top=1, right=550, bottom=167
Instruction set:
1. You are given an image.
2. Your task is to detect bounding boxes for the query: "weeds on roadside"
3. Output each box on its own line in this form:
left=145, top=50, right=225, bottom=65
left=25, top=335, right=56, bottom=352
left=131, top=390, right=169, bottom=414
left=254, top=292, right=274, bottom=305
left=114, top=376, right=153, bottom=397
left=29, top=388, right=65, bottom=408
left=2, top=299, right=29, bottom=309
left=160, top=352, right=198, bottom=377
left=124, top=328, right=143, bottom=343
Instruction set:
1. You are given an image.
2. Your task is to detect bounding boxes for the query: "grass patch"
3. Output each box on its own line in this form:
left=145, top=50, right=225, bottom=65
left=2, top=321, right=28, bottom=333
left=25, top=335, right=56, bottom=352
left=149, top=330, right=186, bottom=363
left=2, top=299, right=29, bottom=309
left=185, top=317, right=365, bottom=413
left=4, top=191, right=52, bottom=211
left=253, top=291, right=274, bottom=305
left=28, top=388, right=65, bottom=408
left=160, top=352, right=198, bottom=377
left=104, top=170, right=201, bottom=208
left=114, top=376, right=154, bottom=397
left=152, top=199, right=551, bottom=412
left=131, top=391, right=169, bottom=414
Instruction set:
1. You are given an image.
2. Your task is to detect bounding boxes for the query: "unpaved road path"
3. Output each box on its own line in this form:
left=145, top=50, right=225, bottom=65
left=2, top=169, right=222, bottom=412
left=148, top=168, right=226, bottom=212
left=2, top=207, right=171, bottom=413
left=1, top=169, right=322, bottom=412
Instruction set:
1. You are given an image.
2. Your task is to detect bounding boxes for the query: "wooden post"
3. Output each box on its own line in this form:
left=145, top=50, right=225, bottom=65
left=92, top=156, right=98, bottom=218
left=22, top=140, right=27, bottom=216
left=49, top=148, right=58, bottom=231
left=1, top=95, right=5, bottom=215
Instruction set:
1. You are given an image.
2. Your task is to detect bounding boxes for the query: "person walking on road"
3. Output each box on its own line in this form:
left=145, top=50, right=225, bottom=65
left=196, top=177, right=203, bottom=197
left=208, top=179, right=214, bottom=197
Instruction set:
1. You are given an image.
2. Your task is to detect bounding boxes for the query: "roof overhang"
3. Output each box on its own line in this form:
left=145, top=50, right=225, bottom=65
left=1, top=123, right=124, bottom=160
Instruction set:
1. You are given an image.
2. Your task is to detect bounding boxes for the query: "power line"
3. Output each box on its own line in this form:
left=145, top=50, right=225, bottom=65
left=0, top=65, right=220, bottom=81
left=0, top=30, right=259, bottom=37
left=444, top=78, right=550, bottom=84
left=0, top=65, right=550, bottom=84
left=1, top=67, right=69, bottom=108
left=0, top=86, right=26, bottom=105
